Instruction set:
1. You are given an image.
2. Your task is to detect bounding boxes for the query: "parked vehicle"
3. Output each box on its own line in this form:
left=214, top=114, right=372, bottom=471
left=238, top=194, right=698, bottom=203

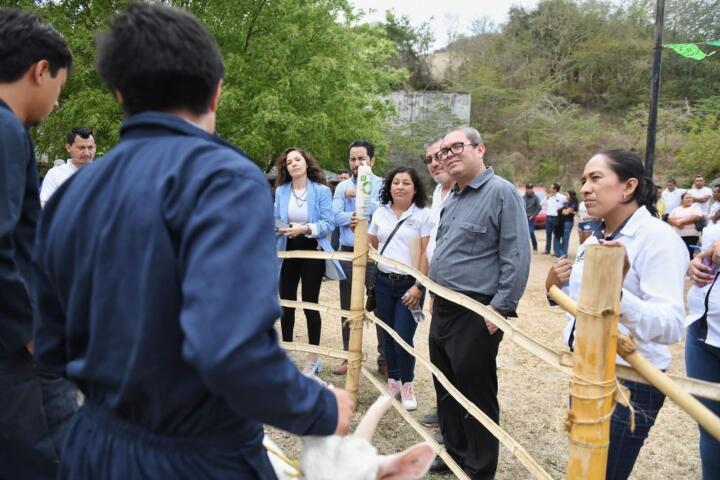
left=517, top=186, right=547, bottom=229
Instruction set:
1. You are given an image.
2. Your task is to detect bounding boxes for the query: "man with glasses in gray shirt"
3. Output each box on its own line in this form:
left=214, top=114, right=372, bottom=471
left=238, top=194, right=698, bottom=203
left=428, top=126, right=530, bottom=478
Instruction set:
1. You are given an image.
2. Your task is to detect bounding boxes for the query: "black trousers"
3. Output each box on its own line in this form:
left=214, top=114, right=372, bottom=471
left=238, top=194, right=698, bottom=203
left=338, top=246, right=384, bottom=362
left=279, top=236, right=325, bottom=345
left=681, top=235, right=700, bottom=260
left=0, top=348, right=79, bottom=480
left=429, top=294, right=503, bottom=480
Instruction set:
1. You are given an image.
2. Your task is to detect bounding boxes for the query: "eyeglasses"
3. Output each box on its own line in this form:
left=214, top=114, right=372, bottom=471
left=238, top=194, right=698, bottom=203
left=436, top=142, right=478, bottom=161
left=424, top=155, right=439, bottom=165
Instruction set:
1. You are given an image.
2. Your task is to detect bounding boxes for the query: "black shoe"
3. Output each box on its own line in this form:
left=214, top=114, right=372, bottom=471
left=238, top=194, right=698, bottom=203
left=434, top=431, right=444, bottom=445
left=429, top=456, right=450, bottom=473
left=420, top=412, right=439, bottom=426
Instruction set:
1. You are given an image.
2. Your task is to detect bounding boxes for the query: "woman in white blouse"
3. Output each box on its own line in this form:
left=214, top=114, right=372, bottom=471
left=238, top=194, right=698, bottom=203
left=545, top=150, right=688, bottom=480
left=368, top=166, right=431, bottom=411
left=686, top=232, right=720, bottom=479
left=669, top=191, right=703, bottom=259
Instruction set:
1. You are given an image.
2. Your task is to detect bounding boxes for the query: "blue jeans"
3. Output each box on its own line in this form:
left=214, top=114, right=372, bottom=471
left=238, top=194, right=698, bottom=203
left=606, top=379, right=665, bottom=480
left=686, top=320, right=720, bottom=479
left=374, top=273, right=423, bottom=383
left=528, top=218, right=537, bottom=251
left=545, top=216, right=558, bottom=254
left=553, top=221, right=574, bottom=257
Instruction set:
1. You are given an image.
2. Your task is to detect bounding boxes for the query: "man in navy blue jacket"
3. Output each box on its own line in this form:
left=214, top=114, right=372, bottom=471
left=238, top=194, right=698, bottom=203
left=32, top=4, right=352, bottom=479
left=0, top=9, right=78, bottom=479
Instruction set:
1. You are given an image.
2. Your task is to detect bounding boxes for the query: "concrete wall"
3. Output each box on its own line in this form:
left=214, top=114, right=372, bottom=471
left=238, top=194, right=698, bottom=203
left=389, top=91, right=471, bottom=126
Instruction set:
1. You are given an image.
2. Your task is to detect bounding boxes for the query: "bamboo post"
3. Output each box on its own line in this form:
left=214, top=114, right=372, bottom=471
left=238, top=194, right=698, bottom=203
left=344, top=165, right=373, bottom=404
left=567, top=244, right=626, bottom=480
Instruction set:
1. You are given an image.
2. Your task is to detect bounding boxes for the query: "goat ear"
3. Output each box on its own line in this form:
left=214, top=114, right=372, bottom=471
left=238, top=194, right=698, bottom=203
left=377, top=443, right=436, bottom=480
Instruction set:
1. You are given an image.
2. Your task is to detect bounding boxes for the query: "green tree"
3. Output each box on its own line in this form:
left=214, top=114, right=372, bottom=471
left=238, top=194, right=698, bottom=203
left=6, top=0, right=405, bottom=173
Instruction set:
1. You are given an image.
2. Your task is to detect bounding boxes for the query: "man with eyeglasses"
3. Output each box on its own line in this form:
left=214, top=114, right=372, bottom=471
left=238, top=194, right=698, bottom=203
left=427, top=126, right=530, bottom=478
left=331, top=140, right=385, bottom=376
left=40, top=127, right=96, bottom=207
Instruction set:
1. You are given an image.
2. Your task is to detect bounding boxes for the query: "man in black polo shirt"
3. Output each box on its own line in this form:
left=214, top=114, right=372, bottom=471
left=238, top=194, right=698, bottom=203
left=428, top=126, right=530, bottom=478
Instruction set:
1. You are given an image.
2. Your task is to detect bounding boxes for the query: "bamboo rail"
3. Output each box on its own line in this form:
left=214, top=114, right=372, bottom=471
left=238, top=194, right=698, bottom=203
left=371, top=251, right=720, bottom=402
left=366, top=311, right=553, bottom=479
left=359, top=367, right=470, bottom=480
left=547, top=285, right=720, bottom=442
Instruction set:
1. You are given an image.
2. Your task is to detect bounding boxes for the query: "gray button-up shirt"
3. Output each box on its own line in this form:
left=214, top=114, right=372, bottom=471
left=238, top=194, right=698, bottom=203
left=429, top=167, right=531, bottom=313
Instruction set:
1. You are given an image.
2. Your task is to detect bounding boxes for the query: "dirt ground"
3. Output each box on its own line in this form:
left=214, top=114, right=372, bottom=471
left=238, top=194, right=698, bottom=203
left=269, top=229, right=701, bottom=479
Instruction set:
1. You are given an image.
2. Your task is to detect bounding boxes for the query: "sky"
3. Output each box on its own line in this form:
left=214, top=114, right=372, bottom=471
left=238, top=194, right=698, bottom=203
left=349, top=0, right=540, bottom=50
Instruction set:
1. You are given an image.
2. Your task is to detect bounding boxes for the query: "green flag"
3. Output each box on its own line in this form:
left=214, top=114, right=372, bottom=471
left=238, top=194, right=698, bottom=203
left=665, top=43, right=716, bottom=60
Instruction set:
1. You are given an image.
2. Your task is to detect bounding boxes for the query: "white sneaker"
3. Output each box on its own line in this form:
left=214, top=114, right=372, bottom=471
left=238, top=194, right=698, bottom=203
left=401, top=382, right=417, bottom=411
left=386, top=379, right=401, bottom=398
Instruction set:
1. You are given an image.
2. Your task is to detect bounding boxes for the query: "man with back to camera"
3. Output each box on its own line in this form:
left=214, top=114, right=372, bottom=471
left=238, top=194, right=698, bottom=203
left=40, top=126, right=96, bottom=207
left=31, top=4, right=352, bottom=478
left=427, top=126, right=530, bottom=477
left=523, top=183, right=542, bottom=252
left=0, top=8, right=78, bottom=479
left=331, top=140, right=386, bottom=376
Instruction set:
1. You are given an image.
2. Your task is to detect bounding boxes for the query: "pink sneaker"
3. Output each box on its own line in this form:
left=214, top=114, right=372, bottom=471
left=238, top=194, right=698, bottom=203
left=386, top=379, right=401, bottom=398
left=401, top=382, right=417, bottom=411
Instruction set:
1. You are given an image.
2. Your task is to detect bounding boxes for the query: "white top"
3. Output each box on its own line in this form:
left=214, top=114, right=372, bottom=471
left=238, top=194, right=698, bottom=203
left=287, top=188, right=309, bottom=224
left=709, top=200, right=720, bottom=223
left=40, top=161, right=78, bottom=207
left=369, top=203, right=432, bottom=275
left=689, top=186, right=714, bottom=215
left=427, top=183, right=451, bottom=263
left=669, top=204, right=702, bottom=237
left=544, top=193, right=567, bottom=217
left=686, top=223, right=720, bottom=347
left=562, top=207, right=688, bottom=370
left=661, top=188, right=686, bottom=214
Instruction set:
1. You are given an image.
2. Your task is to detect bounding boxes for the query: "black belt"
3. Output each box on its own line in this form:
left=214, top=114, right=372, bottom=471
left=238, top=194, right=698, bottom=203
left=378, top=271, right=414, bottom=281
left=340, top=245, right=354, bottom=252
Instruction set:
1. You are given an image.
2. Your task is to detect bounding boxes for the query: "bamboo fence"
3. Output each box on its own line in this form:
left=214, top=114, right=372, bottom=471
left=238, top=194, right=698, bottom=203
left=276, top=239, right=720, bottom=479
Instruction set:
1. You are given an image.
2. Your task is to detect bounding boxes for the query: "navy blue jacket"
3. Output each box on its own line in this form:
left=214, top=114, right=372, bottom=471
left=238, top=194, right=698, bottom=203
left=32, top=113, right=337, bottom=441
left=0, top=98, right=40, bottom=353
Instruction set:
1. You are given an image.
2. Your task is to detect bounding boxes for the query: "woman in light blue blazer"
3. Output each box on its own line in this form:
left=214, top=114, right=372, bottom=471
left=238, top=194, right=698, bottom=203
left=274, top=147, right=345, bottom=375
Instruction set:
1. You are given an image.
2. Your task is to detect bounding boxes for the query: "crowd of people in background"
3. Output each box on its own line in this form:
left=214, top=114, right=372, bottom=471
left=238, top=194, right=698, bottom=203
left=2, top=4, right=719, bottom=480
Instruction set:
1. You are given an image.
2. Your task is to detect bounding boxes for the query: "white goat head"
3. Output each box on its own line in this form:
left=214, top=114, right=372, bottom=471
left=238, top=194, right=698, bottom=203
left=267, top=395, right=436, bottom=480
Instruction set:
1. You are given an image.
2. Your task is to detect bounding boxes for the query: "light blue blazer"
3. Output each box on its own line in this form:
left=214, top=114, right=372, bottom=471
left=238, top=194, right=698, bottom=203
left=274, top=180, right=346, bottom=280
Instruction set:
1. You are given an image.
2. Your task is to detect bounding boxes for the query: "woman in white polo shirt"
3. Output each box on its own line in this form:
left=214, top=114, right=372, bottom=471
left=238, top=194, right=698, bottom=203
left=368, top=166, right=431, bottom=411
left=546, top=149, right=688, bottom=480
left=686, top=231, right=720, bottom=479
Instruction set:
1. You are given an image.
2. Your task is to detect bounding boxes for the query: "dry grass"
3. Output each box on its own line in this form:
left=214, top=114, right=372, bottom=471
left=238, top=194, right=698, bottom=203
left=269, top=230, right=701, bottom=479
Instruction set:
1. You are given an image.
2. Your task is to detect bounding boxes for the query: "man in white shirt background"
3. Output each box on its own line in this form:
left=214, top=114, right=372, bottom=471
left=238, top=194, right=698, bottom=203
left=542, top=182, right=566, bottom=256
left=419, top=135, right=454, bottom=447
left=689, top=175, right=713, bottom=217
left=424, top=136, right=454, bottom=265
left=707, top=185, right=720, bottom=224
left=39, top=127, right=96, bottom=207
left=661, top=178, right=685, bottom=218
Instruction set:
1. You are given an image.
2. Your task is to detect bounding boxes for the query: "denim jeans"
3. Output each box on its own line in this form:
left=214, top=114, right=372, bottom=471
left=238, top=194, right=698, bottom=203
left=553, top=221, right=574, bottom=257
left=374, top=273, right=423, bottom=383
left=686, top=320, right=720, bottom=479
left=528, top=218, right=537, bottom=251
left=605, top=378, right=665, bottom=480
left=545, top=215, right=558, bottom=254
